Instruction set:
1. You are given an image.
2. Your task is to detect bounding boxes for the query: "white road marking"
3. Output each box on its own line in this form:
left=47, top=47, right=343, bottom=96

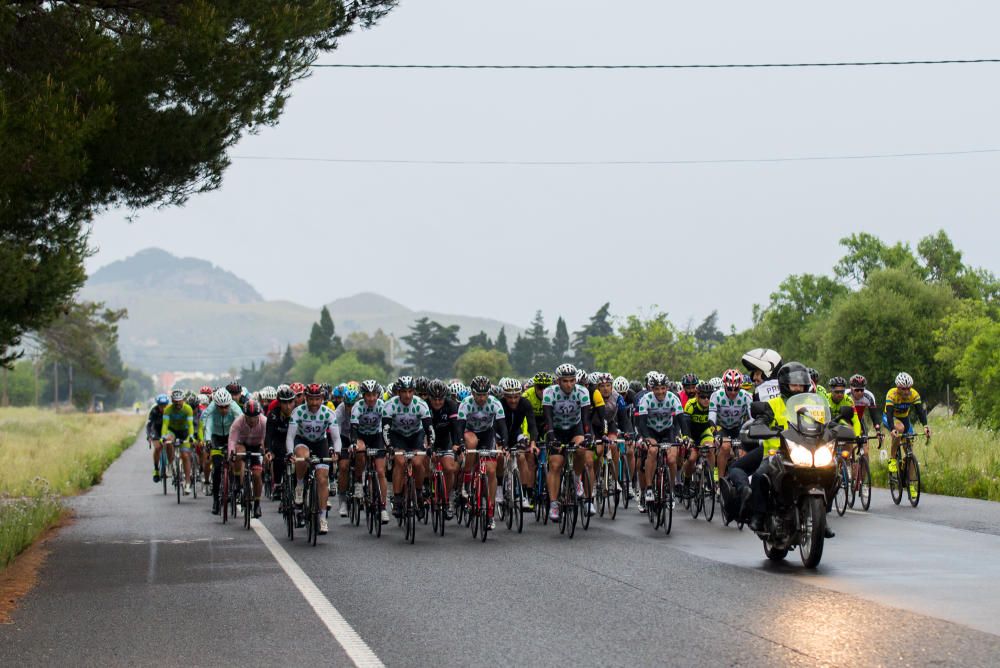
left=251, top=519, right=384, bottom=668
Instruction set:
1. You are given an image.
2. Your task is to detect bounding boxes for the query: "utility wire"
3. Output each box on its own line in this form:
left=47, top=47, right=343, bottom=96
left=310, top=58, right=1000, bottom=70
left=232, top=148, right=1000, bottom=167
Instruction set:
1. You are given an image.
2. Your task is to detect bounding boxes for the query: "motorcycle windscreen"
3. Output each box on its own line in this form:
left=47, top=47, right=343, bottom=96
left=783, top=393, right=831, bottom=438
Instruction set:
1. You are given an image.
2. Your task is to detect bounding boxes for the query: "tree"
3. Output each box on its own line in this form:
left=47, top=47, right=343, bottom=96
left=834, top=233, right=918, bottom=287
left=307, top=306, right=344, bottom=359
left=466, top=331, right=493, bottom=351
left=816, top=269, right=956, bottom=404
left=314, top=352, right=384, bottom=386
left=572, top=303, right=613, bottom=368
left=401, top=318, right=434, bottom=375
left=1, top=2, right=396, bottom=363
left=509, top=334, right=532, bottom=376
left=277, top=344, right=295, bottom=378
left=551, top=317, right=570, bottom=363
left=495, top=327, right=509, bottom=354
left=288, top=353, right=324, bottom=384
left=524, top=311, right=552, bottom=371
left=426, top=322, right=463, bottom=378
left=758, top=274, right=848, bottom=363
left=693, top=310, right=725, bottom=351
left=587, top=313, right=697, bottom=380
left=955, top=322, right=1000, bottom=429
left=453, top=348, right=513, bottom=381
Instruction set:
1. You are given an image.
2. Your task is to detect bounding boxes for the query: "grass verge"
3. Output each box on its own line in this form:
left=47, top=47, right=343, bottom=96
left=0, top=408, right=141, bottom=570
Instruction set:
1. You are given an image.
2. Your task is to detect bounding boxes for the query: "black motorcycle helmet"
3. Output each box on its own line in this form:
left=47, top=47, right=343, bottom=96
left=777, top=362, right=812, bottom=399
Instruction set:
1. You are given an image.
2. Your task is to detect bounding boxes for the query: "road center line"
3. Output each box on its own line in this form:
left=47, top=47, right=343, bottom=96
left=251, top=519, right=384, bottom=668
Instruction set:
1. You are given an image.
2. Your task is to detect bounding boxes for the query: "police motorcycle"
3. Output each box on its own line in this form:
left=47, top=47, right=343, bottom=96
left=745, top=393, right=856, bottom=568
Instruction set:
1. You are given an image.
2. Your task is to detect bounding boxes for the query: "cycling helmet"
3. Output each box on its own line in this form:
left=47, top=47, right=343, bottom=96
left=186, top=393, right=199, bottom=407
left=427, top=379, right=449, bottom=399
left=331, top=384, right=344, bottom=399
left=777, top=362, right=811, bottom=398
left=304, top=383, right=324, bottom=398
left=199, top=385, right=213, bottom=395
left=555, top=363, right=578, bottom=379
left=895, top=372, right=914, bottom=389
left=275, top=384, right=294, bottom=401
left=396, top=376, right=415, bottom=390
left=259, top=386, right=277, bottom=402
left=469, top=375, right=491, bottom=394
left=448, top=380, right=463, bottom=397
left=722, top=369, right=743, bottom=390
left=170, top=388, right=184, bottom=402
left=532, top=372, right=553, bottom=387
left=576, top=369, right=588, bottom=384
left=696, top=381, right=714, bottom=397
left=650, top=372, right=668, bottom=388
left=613, top=376, right=629, bottom=394
left=346, top=380, right=360, bottom=393
left=155, top=393, right=169, bottom=406
left=457, top=384, right=471, bottom=401
left=645, top=371, right=661, bottom=389
left=212, top=388, right=233, bottom=407
left=849, top=374, right=867, bottom=389
left=587, top=372, right=601, bottom=386
left=290, top=382, right=306, bottom=396
left=499, top=377, right=522, bottom=395
left=629, top=380, right=644, bottom=395
left=709, top=377, right=723, bottom=391
left=489, top=384, right=502, bottom=398
left=197, top=393, right=210, bottom=405
left=807, top=368, right=820, bottom=384
left=226, top=381, right=241, bottom=395
left=243, top=399, right=262, bottom=417
left=360, top=379, right=380, bottom=395
left=741, top=348, right=783, bottom=380
left=671, top=381, right=683, bottom=395
left=415, top=376, right=429, bottom=394
left=680, top=373, right=699, bottom=388
left=343, top=387, right=360, bottom=404
left=828, top=376, right=847, bottom=390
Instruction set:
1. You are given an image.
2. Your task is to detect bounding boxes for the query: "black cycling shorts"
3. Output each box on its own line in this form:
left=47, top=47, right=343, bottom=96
left=716, top=425, right=741, bottom=440
left=465, top=429, right=496, bottom=452
left=293, top=436, right=333, bottom=468
left=389, top=431, right=424, bottom=452
left=356, top=433, right=386, bottom=457
left=547, top=424, right=584, bottom=453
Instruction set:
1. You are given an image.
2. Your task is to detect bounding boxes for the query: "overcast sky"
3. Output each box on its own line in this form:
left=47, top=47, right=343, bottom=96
left=85, top=1, right=1000, bottom=333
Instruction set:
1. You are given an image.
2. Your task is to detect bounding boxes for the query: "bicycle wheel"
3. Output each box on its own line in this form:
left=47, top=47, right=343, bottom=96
left=174, top=456, right=181, bottom=504
left=620, top=458, right=631, bottom=509
left=834, top=459, right=848, bottom=516
left=470, top=481, right=480, bottom=539
left=479, top=475, right=489, bottom=543
left=859, top=456, right=872, bottom=511
left=161, top=451, right=168, bottom=496
left=244, top=472, right=254, bottom=529
left=503, top=473, right=513, bottom=530
left=907, top=454, right=921, bottom=507
left=597, top=461, right=607, bottom=518
left=702, top=465, right=715, bottom=522
left=309, top=480, right=319, bottom=546
left=660, top=472, right=673, bottom=535
left=579, top=469, right=592, bottom=531
left=847, top=459, right=857, bottom=509
left=406, top=478, right=417, bottom=544
left=374, top=482, right=383, bottom=539
left=513, top=479, right=524, bottom=533
left=222, top=468, right=230, bottom=524
left=650, top=470, right=661, bottom=527
left=192, top=461, right=198, bottom=499
left=689, top=468, right=702, bottom=519
left=567, top=488, right=578, bottom=540
left=889, top=454, right=903, bottom=505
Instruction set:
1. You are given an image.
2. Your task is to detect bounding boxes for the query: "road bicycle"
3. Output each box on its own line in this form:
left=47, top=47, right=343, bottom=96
left=888, top=431, right=927, bottom=508
left=595, top=437, right=620, bottom=520
left=466, top=448, right=498, bottom=543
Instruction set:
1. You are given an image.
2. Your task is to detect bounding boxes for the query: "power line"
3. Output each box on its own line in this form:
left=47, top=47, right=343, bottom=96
left=310, top=58, right=1000, bottom=70
left=232, top=148, right=1000, bottom=167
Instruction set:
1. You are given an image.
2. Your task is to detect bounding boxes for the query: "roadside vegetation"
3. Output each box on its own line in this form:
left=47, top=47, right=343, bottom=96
left=0, top=408, right=141, bottom=569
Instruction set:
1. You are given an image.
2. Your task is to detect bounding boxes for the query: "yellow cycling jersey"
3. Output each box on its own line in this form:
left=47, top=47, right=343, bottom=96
left=884, top=388, right=922, bottom=420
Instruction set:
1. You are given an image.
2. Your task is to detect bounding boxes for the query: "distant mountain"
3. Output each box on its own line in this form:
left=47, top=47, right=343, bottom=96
left=87, top=248, right=262, bottom=304
left=81, top=249, right=519, bottom=374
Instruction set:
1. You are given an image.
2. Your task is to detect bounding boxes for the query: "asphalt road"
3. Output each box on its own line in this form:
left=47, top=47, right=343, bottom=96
left=3, top=434, right=1000, bottom=667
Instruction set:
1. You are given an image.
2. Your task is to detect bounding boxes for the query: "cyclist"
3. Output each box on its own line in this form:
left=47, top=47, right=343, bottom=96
left=883, top=372, right=931, bottom=485
left=849, top=374, right=882, bottom=453
left=228, top=399, right=267, bottom=518
left=226, top=381, right=246, bottom=410
left=498, top=377, right=537, bottom=510
left=458, top=375, right=509, bottom=530
left=679, top=373, right=699, bottom=407
left=333, top=385, right=361, bottom=518
left=543, top=363, right=593, bottom=521
left=161, top=389, right=195, bottom=494
left=203, top=388, right=244, bottom=515
left=826, top=377, right=862, bottom=436
left=265, top=384, right=295, bottom=503
left=680, top=381, right=716, bottom=492
left=593, top=372, right=627, bottom=498
left=809, top=368, right=829, bottom=400
left=351, top=379, right=390, bottom=524
left=708, top=369, right=753, bottom=480
left=147, top=394, right=169, bottom=482
left=286, top=383, right=341, bottom=535
left=381, top=376, right=434, bottom=520
left=426, top=379, right=461, bottom=518
left=613, top=376, right=638, bottom=498
left=636, top=372, right=683, bottom=511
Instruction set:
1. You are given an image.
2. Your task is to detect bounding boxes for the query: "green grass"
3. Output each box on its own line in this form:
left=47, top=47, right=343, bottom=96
left=869, top=414, right=1000, bottom=501
left=0, top=408, right=141, bottom=569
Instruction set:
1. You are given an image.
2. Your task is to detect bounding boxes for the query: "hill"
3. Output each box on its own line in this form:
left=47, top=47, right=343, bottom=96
left=81, top=249, right=519, bottom=373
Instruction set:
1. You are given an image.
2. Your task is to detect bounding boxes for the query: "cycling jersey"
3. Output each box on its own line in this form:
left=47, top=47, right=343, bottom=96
left=501, top=396, right=537, bottom=445
left=286, top=403, right=341, bottom=454
left=708, top=389, right=752, bottom=430
left=146, top=406, right=164, bottom=439
left=851, top=389, right=883, bottom=431
left=457, top=395, right=505, bottom=432
left=430, top=397, right=461, bottom=448
left=523, top=387, right=546, bottom=420
left=351, top=398, right=384, bottom=437
left=334, top=403, right=355, bottom=451
left=380, top=396, right=432, bottom=437
left=636, top=391, right=682, bottom=435
left=884, top=388, right=926, bottom=423
left=227, top=414, right=267, bottom=454
left=826, top=393, right=862, bottom=437
left=202, top=401, right=243, bottom=438
left=682, top=397, right=713, bottom=443
left=161, top=403, right=194, bottom=440
left=542, top=384, right=591, bottom=430
left=265, top=406, right=292, bottom=453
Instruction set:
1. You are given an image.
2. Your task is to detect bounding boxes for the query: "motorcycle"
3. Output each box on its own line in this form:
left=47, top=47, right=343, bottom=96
left=746, top=394, right=856, bottom=568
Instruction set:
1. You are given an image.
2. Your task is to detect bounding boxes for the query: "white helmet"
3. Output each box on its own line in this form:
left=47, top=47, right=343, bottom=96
left=895, top=372, right=914, bottom=389
left=259, top=386, right=277, bottom=402
left=741, top=348, right=782, bottom=380
left=613, top=376, right=629, bottom=394
left=587, top=372, right=601, bottom=386
left=499, top=377, right=522, bottom=395
left=170, top=388, right=185, bottom=402
left=197, top=393, right=210, bottom=405
left=709, top=377, right=723, bottom=391
left=555, top=363, right=578, bottom=379
left=212, top=388, right=233, bottom=407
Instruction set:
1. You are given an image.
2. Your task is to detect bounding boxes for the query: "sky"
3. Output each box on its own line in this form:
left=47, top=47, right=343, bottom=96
left=85, top=1, right=1000, bottom=334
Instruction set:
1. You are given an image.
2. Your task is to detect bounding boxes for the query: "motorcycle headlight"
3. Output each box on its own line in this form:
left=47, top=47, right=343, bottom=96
left=788, top=443, right=814, bottom=467
left=813, top=444, right=835, bottom=467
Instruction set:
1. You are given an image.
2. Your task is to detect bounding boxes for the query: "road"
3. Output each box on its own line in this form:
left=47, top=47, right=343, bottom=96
left=3, top=434, right=1000, bottom=667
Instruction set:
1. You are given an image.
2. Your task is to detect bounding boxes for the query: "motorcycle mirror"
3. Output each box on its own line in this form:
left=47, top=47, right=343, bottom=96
left=747, top=423, right=777, bottom=440
left=832, top=423, right=855, bottom=441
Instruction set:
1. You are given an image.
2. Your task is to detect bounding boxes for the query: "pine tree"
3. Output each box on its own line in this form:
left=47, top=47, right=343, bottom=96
left=495, top=327, right=509, bottom=354
left=551, top=316, right=570, bottom=364
left=572, top=303, right=613, bottom=369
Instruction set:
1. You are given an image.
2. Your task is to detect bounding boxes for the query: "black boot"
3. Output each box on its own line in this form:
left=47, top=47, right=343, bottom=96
left=211, top=498, right=220, bottom=515
left=749, top=513, right=766, bottom=532
left=824, top=526, right=836, bottom=538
